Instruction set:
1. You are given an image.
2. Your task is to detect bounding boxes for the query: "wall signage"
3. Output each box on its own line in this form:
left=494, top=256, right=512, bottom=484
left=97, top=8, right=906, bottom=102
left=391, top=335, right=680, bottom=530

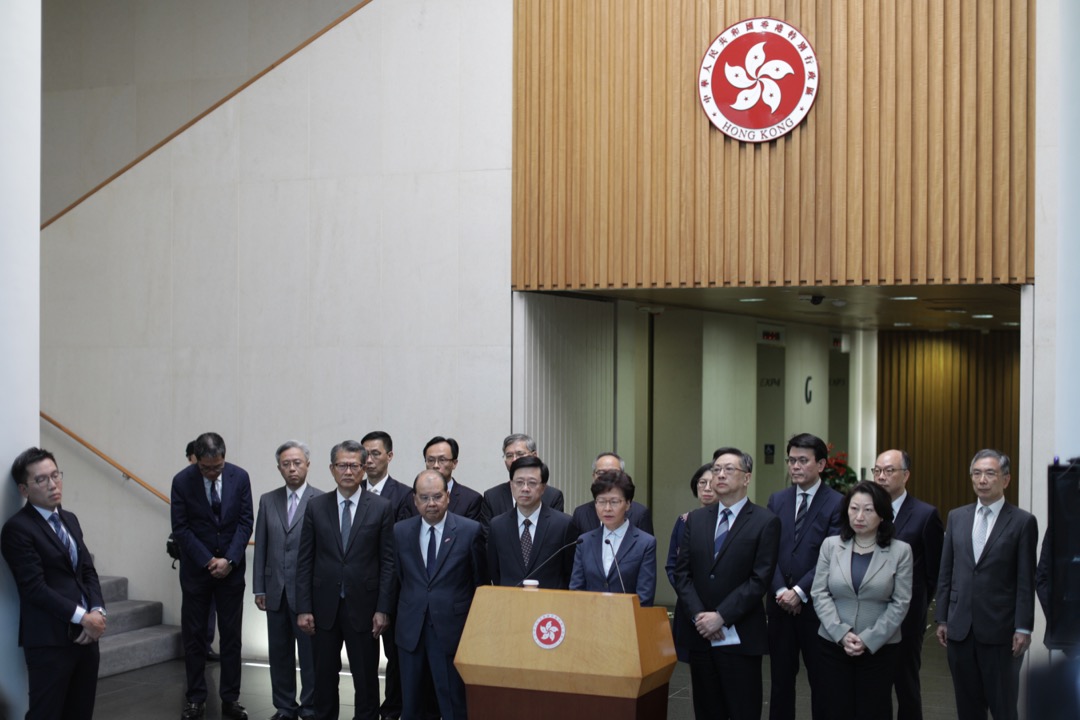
left=698, top=17, right=819, bottom=143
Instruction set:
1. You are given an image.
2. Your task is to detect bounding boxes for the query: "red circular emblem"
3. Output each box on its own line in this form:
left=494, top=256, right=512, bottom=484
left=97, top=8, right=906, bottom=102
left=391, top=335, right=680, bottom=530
left=532, top=613, right=566, bottom=650
left=698, top=17, right=819, bottom=143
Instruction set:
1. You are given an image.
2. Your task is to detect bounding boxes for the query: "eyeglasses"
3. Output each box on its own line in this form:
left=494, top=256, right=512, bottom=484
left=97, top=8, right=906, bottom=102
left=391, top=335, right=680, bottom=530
left=279, top=459, right=306, bottom=469
left=696, top=478, right=712, bottom=487
left=594, top=498, right=625, bottom=508
left=334, top=462, right=362, bottom=472
left=785, top=456, right=813, bottom=467
left=511, top=479, right=541, bottom=490
left=971, top=470, right=1000, bottom=480
left=870, top=466, right=903, bottom=477
left=425, top=456, right=455, bottom=467
left=366, top=450, right=385, bottom=459
left=198, top=462, right=225, bottom=475
left=503, top=450, right=532, bottom=461
left=417, top=493, right=446, bottom=504
left=711, top=464, right=745, bottom=476
left=28, top=471, right=63, bottom=487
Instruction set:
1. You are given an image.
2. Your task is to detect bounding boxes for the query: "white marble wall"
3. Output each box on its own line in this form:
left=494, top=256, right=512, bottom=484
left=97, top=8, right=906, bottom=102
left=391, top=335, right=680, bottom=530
left=42, top=0, right=365, bottom=220
left=40, top=0, right=512, bottom=659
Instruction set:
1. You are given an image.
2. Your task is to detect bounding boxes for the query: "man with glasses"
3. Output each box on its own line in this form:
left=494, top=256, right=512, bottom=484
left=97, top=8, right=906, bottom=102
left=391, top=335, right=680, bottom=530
left=171, top=432, right=253, bottom=720
left=393, top=469, right=486, bottom=720
left=765, top=432, right=842, bottom=720
left=673, top=447, right=780, bottom=720
left=402, top=437, right=482, bottom=522
left=480, top=434, right=565, bottom=526
left=873, top=449, right=944, bottom=720
left=296, top=440, right=395, bottom=720
left=253, top=441, right=324, bottom=720
left=570, top=452, right=654, bottom=536
left=487, top=456, right=578, bottom=588
left=2, top=447, right=107, bottom=720
left=935, top=449, right=1037, bottom=720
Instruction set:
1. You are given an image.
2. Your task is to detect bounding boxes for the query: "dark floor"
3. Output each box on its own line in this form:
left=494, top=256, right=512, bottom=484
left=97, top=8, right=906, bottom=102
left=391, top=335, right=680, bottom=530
left=95, top=628, right=957, bottom=719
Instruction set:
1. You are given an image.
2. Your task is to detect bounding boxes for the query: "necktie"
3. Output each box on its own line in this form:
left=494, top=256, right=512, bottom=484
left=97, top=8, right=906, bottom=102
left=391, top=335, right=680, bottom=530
left=210, top=479, right=222, bottom=518
left=341, top=499, right=352, bottom=550
left=287, top=492, right=298, bottom=525
left=426, top=526, right=438, bottom=578
left=714, top=508, right=732, bottom=557
left=794, top=492, right=809, bottom=542
left=49, top=513, right=78, bottom=569
left=973, top=505, right=990, bottom=562
left=521, top=518, right=533, bottom=566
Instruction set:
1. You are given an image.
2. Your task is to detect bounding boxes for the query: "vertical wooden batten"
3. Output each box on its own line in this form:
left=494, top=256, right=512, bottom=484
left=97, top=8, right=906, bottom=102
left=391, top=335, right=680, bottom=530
left=512, top=0, right=1035, bottom=291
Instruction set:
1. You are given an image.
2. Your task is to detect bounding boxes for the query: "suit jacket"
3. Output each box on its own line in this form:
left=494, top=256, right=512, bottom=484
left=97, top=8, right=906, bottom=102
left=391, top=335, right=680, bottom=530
left=401, top=478, right=483, bottom=522
left=570, top=524, right=657, bottom=606
left=487, top=505, right=578, bottom=588
left=481, top=482, right=565, bottom=526
left=295, top=489, right=396, bottom=631
left=170, top=462, right=254, bottom=588
left=935, top=501, right=1038, bottom=645
left=811, top=535, right=913, bottom=653
left=253, top=483, right=324, bottom=611
left=571, top=499, right=654, bottom=536
left=767, top=483, right=843, bottom=598
left=393, top=513, right=486, bottom=655
left=673, top=501, right=780, bottom=655
left=364, top=475, right=414, bottom=522
left=892, top=494, right=944, bottom=620
left=1, top=503, right=105, bottom=648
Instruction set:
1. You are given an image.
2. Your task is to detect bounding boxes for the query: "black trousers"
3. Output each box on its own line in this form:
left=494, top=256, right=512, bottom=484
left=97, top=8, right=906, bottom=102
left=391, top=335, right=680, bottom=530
left=893, top=595, right=929, bottom=720
left=688, top=647, right=763, bottom=720
left=24, top=641, right=99, bottom=720
left=379, top=614, right=402, bottom=718
left=946, top=634, right=1022, bottom=720
left=311, top=598, right=380, bottom=720
left=181, top=577, right=245, bottom=703
left=817, top=636, right=898, bottom=720
left=767, top=596, right=827, bottom=720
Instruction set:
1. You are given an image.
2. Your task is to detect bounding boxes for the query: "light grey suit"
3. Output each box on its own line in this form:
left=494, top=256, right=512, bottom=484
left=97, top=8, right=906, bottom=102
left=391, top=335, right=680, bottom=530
left=253, top=483, right=324, bottom=718
left=812, top=536, right=913, bottom=653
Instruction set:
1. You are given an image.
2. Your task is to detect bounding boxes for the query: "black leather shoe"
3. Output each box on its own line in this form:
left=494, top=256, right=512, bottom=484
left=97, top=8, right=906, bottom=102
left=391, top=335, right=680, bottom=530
left=222, top=701, right=248, bottom=720
left=181, top=703, right=205, bottom=720
left=206, top=650, right=221, bottom=662
left=268, top=713, right=297, bottom=720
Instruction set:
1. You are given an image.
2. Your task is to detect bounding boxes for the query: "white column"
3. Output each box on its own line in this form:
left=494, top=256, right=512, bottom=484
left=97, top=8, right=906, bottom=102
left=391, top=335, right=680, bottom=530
left=0, top=2, right=41, bottom=717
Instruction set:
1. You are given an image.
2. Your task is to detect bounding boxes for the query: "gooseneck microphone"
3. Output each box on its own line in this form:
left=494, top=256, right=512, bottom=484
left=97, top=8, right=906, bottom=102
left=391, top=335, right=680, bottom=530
left=604, top=537, right=627, bottom=594
left=516, top=536, right=584, bottom=587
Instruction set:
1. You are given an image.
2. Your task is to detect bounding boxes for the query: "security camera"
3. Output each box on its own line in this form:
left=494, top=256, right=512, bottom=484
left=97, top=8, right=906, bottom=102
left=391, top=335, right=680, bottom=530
left=810, top=295, right=825, bottom=306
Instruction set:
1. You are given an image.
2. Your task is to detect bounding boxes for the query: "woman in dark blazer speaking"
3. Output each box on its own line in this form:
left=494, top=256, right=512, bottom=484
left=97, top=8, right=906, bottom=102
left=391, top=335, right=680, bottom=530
left=811, top=480, right=912, bottom=720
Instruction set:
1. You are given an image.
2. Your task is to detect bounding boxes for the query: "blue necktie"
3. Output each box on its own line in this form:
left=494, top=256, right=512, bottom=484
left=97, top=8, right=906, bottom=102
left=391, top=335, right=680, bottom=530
left=49, top=512, right=78, bottom=569
left=210, top=479, right=222, bottom=518
left=713, top=509, right=731, bottom=557
left=426, top=526, right=437, bottom=578
left=341, top=499, right=352, bottom=550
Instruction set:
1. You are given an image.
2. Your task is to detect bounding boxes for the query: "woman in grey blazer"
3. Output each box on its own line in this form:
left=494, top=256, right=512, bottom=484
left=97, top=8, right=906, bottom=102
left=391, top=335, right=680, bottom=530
left=811, top=480, right=913, bottom=720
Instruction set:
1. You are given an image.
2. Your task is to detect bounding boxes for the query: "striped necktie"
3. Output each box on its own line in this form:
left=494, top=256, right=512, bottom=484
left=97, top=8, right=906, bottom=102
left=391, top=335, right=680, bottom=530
left=794, top=492, right=809, bottom=542
left=49, top=512, right=78, bottom=569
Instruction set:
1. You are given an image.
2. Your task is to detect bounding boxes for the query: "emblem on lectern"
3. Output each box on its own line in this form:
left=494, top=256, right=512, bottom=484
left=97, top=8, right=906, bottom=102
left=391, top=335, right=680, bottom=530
left=532, top=613, right=566, bottom=649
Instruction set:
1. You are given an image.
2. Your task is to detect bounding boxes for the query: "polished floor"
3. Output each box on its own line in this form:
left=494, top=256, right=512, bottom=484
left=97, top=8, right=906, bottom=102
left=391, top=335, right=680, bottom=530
left=95, top=628, right=957, bottom=719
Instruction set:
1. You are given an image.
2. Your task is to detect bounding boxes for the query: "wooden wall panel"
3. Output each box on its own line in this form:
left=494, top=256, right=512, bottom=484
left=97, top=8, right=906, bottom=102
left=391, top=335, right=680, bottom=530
left=877, top=331, right=1020, bottom=518
left=512, top=0, right=1035, bottom=291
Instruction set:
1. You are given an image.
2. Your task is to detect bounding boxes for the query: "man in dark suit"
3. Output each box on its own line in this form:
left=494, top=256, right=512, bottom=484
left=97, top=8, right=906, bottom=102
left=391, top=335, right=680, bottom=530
left=765, top=432, right=842, bottom=720
left=873, top=448, right=944, bottom=720
left=401, top=437, right=483, bottom=522
left=394, top=469, right=486, bottom=720
left=488, top=456, right=578, bottom=588
left=936, top=449, right=1038, bottom=720
left=253, top=441, right=324, bottom=720
left=1, top=447, right=107, bottom=720
left=674, top=447, right=780, bottom=720
left=570, top=452, right=653, bottom=535
left=480, top=434, right=565, bottom=525
left=296, top=440, right=395, bottom=720
left=360, top=430, right=410, bottom=720
left=171, top=432, right=253, bottom=720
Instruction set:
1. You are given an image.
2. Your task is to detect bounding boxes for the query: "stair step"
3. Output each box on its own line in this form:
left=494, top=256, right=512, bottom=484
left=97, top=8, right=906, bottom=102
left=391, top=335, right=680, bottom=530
left=98, top=624, right=183, bottom=678
left=99, top=575, right=128, bottom=604
left=104, top=599, right=163, bottom=635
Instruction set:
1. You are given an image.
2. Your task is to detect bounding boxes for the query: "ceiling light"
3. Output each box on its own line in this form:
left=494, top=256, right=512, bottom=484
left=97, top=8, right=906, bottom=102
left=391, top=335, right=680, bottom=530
left=893, top=322, right=912, bottom=327
left=739, top=298, right=766, bottom=303
left=891, top=296, right=919, bottom=301
left=971, top=314, right=994, bottom=320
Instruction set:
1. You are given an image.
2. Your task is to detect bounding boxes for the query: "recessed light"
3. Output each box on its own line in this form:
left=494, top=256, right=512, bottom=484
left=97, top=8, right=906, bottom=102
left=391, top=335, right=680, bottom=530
left=971, top=314, right=994, bottom=320
left=1001, top=321, right=1020, bottom=327
left=893, top=322, right=912, bottom=327
left=739, top=298, right=766, bottom=303
left=891, top=296, right=919, bottom=301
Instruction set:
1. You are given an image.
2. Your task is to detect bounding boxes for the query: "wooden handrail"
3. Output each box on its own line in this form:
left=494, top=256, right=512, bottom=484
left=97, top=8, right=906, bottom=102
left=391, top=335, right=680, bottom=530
left=39, top=411, right=171, bottom=505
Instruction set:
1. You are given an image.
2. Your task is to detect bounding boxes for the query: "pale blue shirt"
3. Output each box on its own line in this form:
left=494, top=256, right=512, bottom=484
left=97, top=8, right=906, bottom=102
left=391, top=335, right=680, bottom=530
left=603, top=519, right=630, bottom=575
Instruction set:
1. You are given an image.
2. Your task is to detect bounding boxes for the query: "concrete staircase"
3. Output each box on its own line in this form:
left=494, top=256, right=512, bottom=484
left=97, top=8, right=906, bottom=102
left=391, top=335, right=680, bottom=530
left=97, top=575, right=183, bottom=677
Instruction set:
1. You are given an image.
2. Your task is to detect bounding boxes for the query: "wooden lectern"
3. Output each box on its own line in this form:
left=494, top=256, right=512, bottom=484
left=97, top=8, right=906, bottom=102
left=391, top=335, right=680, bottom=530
left=455, top=586, right=676, bottom=719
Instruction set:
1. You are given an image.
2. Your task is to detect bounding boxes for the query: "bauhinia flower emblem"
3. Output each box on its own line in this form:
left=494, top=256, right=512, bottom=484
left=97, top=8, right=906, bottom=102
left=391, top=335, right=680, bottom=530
left=725, top=41, right=794, bottom=114
left=538, top=620, right=559, bottom=642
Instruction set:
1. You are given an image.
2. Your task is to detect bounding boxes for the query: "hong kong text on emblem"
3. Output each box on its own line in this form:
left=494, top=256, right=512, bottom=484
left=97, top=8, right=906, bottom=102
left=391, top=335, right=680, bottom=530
left=698, top=17, right=819, bottom=143
left=532, top=613, right=566, bottom=650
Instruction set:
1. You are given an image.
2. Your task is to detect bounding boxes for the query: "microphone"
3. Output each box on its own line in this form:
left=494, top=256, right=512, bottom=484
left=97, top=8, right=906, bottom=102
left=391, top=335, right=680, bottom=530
left=517, top=537, right=583, bottom=587
left=604, top=538, right=627, bottom=595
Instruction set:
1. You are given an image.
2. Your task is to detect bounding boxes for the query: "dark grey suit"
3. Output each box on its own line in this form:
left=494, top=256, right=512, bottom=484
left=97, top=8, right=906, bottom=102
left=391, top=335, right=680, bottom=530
left=936, top=501, right=1037, bottom=720
left=253, top=483, right=323, bottom=718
